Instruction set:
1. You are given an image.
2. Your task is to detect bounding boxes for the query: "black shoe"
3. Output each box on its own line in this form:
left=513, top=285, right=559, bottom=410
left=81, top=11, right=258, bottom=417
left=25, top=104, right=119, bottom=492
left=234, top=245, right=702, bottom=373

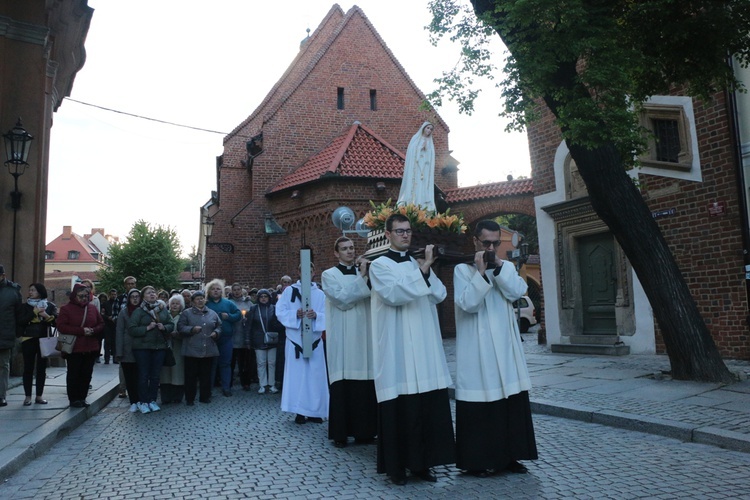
left=333, top=440, right=347, bottom=448
left=222, top=389, right=232, bottom=397
left=104, top=360, right=110, bottom=365
left=113, top=360, right=119, bottom=364
left=354, top=437, right=376, bottom=445
left=118, top=392, right=127, bottom=398
left=389, top=471, right=407, bottom=486
left=506, top=461, right=528, bottom=474
left=0, top=399, right=6, bottom=407
left=186, top=401, right=195, bottom=406
left=308, top=417, right=323, bottom=424
left=412, top=469, right=437, bottom=482
left=199, top=398, right=211, bottom=404
left=70, top=401, right=85, bottom=408
left=294, top=414, right=307, bottom=424
left=95, top=358, right=101, bottom=363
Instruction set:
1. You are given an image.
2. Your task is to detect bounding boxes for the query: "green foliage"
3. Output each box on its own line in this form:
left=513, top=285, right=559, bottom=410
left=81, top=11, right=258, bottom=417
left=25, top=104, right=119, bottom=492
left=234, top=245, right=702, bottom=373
left=427, top=0, right=750, bottom=164
left=97, top=220, right=183, bottom=293
left=494, top=213, right=538, bottom=254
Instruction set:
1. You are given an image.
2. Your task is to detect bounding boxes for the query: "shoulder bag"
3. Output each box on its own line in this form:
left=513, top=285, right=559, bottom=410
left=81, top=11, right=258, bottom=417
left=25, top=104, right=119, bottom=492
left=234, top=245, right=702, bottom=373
left=39, top=326, right=62, bottom=358
left=259, top=307, right=279, bottom=345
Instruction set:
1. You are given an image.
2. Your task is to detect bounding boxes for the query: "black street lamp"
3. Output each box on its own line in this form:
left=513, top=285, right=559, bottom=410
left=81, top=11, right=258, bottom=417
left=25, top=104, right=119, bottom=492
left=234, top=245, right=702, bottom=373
left=3, top=118, right=33, bottom=282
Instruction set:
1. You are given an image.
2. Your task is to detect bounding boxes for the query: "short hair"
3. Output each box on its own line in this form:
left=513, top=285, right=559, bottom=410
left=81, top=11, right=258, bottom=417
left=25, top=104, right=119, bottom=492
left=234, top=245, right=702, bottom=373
left=81, top=279, right=95, bottom=293
left=141, top=285, right=156, bottom=297
left=231, top=282, right=242, bottom=290
left=109, top=288, right=118, bottom=293
left=334, top=236, right=352, bottom=252
left=30, top=283, right=48, bottom=299
left=123, top=276, right=136, bottom=284
left=385, top=213, right=410, bottom=232
left=168, top=294, right=185, bottom=310
left=474, top=219, right=501, bottom=237
left=205, top=278, right=225, bottom=295
left=281, top=275, right=292, bottom=283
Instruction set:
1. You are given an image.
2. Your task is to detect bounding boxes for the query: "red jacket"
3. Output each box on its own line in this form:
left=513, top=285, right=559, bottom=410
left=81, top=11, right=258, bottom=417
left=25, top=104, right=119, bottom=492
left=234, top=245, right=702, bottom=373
left=57, top=283, right=104, bottom=354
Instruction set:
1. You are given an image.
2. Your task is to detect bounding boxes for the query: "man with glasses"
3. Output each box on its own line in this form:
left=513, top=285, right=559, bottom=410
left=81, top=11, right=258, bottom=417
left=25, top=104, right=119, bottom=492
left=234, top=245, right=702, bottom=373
left=453, top=219, right=537, bottom=477
left=369, top=213, right=455, bottom=485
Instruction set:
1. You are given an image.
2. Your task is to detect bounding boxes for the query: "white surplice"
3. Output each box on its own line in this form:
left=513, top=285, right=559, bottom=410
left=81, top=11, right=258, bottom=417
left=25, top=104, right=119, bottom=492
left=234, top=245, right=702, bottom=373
left=276, top=281, right=328, bottom=418
left=454, top=261, right=532, bottom=402
left=369, top=251, right=452, bottom=402
left=321, top=265, right=373, bottom=384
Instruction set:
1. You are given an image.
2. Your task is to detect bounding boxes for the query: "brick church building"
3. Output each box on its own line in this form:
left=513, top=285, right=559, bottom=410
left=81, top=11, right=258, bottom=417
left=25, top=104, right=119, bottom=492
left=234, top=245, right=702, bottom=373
left=200, top=5, right=537, bottom=335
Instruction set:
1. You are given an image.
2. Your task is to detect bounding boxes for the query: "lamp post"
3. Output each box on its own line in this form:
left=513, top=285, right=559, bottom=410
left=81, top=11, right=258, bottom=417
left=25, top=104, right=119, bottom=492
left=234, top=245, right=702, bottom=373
left=3, top=119, right=33, bottom=282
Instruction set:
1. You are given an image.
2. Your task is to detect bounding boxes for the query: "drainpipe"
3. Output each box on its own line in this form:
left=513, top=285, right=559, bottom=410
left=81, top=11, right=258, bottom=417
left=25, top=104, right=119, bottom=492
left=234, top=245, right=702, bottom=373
left=725, top=57, right=750, bottom=318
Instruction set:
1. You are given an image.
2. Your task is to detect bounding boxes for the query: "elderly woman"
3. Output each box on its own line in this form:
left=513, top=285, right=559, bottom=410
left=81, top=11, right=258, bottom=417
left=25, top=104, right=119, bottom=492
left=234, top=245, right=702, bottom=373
left=57, top=283, right=104, bottom=408
left=16, top=283, right=57, bottom=406
left=244, top=289, right=283, bottom=394
left=116, top=288, right=141, bottom=412
left=177, top=290, right=221, bottom=405
left=205, top=279, right=241, bottom=397
left=128, top=286, right=173, bottom=414
left=160, top=294, right=186, bottom=404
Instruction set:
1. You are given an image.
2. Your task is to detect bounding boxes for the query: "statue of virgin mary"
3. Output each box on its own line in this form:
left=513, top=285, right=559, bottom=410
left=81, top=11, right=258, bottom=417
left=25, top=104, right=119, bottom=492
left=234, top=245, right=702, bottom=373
left=397, top=121, right=436, bottom=211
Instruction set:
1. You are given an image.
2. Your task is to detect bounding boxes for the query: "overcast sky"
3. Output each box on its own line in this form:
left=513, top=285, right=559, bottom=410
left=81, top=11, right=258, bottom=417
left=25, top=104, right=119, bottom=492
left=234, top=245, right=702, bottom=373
left=47, top=0, right=530, bottom=255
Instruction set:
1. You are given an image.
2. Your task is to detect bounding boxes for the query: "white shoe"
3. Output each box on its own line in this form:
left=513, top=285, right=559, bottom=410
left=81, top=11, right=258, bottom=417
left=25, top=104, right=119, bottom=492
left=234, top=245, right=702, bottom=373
left=138, top=402, right=151, bottom=414
left=129, top=403, right=138, bottom=413
left=258, top=387, right=266, bottom=394
left=269, top=386, right=279, bottom=394
left=149, top=401, right=161, bottom=412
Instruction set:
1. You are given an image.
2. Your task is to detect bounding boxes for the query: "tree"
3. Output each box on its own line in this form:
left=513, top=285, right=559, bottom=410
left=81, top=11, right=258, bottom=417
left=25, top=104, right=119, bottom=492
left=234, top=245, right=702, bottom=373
left=97, top=220, right=183, bottom=293
left=495, top=213, right=538, bottom=255
left=428, top=0, right=750, bottom=382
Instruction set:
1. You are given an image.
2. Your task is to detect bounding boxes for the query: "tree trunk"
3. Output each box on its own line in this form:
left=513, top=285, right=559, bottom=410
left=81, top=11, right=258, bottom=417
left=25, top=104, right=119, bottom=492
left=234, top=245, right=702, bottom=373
left=469, top=0, right=735, bottom=383
left=565, top=141, right=734, bottom=383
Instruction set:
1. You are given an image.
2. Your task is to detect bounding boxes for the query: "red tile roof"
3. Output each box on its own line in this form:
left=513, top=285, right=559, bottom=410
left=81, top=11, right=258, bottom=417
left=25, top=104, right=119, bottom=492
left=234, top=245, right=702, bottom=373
left=268, top=122, right=405, bottom=193
left=444, top=178, right=534, bottom=203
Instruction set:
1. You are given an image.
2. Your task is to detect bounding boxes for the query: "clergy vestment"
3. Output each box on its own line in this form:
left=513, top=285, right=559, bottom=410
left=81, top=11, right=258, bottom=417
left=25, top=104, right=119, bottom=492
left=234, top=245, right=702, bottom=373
left=453, top=261, right=538, bottom=471
left=277, top=281, right=328, bottom=419
left=369, top=249, right=455, bottom=476
left=322, top=264, right=377, bottom=442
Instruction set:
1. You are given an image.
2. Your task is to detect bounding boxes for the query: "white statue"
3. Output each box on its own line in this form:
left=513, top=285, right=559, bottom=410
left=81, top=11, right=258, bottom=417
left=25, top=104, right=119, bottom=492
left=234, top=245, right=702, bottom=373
left=397, top=122, right=436, bottom=211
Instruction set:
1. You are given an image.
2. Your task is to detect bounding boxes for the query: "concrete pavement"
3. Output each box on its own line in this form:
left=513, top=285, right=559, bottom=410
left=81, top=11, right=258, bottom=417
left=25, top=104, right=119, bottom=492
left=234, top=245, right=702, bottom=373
left=1, top=334, right=749, bottom=481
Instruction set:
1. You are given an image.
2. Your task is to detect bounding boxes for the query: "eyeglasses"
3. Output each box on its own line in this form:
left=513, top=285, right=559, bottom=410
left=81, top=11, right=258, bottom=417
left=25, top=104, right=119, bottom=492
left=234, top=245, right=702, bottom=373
left=480, top=240, right=502, bottom=249
left=392, top=229, right=412, bottom=236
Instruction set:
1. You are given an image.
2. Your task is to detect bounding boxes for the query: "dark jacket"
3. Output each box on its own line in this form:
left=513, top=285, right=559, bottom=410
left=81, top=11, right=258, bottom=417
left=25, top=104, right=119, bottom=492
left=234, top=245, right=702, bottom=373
left=128, top=302, right=174, bottom=350
left=16, top=301, right=57, bottom=339
left=243, top=303, right=283, bottom=350
left=0, top=278, right=22, bottom=349
left=57, top=283, right=105, bottom=354
left=177, top=306, right=221, bottom=358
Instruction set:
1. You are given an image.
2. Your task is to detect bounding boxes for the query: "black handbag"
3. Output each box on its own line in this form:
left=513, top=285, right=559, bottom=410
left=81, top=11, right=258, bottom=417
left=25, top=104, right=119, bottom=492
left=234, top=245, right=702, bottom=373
left=163, top=345, right=176, bottom=367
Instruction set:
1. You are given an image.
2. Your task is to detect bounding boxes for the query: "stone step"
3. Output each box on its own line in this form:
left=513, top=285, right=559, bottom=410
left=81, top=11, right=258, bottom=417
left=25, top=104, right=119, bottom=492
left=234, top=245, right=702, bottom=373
left=550, top=343, right=631, bottom=356
left=569, top=335, right=622, bottom=346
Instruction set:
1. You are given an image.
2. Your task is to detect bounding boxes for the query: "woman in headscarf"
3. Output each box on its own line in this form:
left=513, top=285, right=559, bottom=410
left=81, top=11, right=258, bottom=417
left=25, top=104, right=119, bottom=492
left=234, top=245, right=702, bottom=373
left=57, top=283, right=104, bottom=408
left=244, top=289, right=283, bottom=394
left=177, top=290, right=221, bottom=405
left=128, top=285, right=173, bottom=414
left=115, top=288, right=141, bottom=412
left=160, top=294, right=186, bottom=404
left=397, top=121, right=436, bottom=211
left=16, top=283, right=57, bottom=406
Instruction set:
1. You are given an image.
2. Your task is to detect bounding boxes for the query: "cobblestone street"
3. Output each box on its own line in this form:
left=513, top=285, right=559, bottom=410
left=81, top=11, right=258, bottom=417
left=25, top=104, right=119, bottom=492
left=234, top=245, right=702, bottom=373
left=2, top=388, right=749, bottom=499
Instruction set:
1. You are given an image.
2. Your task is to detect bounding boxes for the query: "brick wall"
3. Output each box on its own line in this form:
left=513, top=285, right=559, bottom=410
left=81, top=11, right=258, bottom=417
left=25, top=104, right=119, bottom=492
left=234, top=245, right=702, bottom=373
left=529, top=93, right=749, bottom=359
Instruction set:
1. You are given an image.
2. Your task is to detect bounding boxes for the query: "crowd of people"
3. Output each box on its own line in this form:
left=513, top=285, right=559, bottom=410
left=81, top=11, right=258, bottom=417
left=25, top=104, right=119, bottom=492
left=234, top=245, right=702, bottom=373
left=0, top=214, right=538, bottom=486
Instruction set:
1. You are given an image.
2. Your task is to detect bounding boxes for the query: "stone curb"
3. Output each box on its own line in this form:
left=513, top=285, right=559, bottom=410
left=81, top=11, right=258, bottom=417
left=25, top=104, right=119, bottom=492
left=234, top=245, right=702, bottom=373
left=0, top=376, right=120, bottom=481
left=531, top=399, right=750, bottom=454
